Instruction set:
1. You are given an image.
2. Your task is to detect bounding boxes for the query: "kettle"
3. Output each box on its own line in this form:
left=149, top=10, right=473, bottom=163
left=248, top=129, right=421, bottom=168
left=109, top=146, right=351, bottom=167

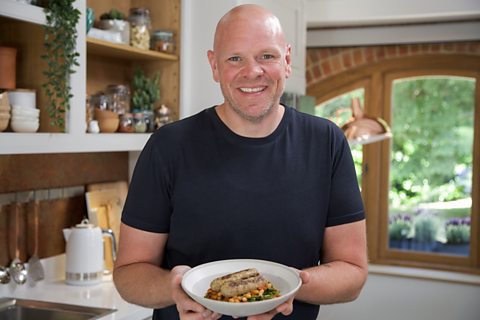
left=63, top=219, right=116, bottom=286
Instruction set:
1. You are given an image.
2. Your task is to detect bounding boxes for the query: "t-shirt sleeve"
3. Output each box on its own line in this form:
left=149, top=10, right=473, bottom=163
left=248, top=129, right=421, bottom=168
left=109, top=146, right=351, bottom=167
left=121, top=133, right=173, bottom=233
left=326, top=126, right=365, bottom=227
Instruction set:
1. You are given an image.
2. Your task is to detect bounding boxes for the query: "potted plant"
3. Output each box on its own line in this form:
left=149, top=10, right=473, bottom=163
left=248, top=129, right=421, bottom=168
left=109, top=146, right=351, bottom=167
left=412, top=215, right=440, bottom=252
left=97, top=8, right=130, bottom=45
left=435, top=217, right=470, bottom=255
left=131, top=67, right=160, bottom=132
left=41, top=0, right=80, bottom=130
left=388, top=214, right=413, bottom=249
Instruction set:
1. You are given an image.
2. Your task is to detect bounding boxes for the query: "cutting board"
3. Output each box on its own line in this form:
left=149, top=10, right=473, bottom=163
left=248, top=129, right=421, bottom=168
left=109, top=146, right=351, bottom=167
left=89, top=205, right=114, bottom=272
left=85, top=182, right=127, bottom=249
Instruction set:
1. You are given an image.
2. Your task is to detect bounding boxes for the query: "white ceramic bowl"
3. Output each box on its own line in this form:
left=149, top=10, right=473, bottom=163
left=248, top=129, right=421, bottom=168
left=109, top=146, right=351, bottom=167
left=11, top=105, right=40, bottom=117
left=181, top=259, right=301, bottom=318
left=11, top=119, right=39, bottom=133
left=8, top=90, right=36, bottom=109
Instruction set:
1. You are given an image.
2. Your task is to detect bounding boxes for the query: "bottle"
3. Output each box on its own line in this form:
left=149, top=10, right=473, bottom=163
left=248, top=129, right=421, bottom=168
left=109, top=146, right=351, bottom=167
left=128, top=8, right=151, bottom=50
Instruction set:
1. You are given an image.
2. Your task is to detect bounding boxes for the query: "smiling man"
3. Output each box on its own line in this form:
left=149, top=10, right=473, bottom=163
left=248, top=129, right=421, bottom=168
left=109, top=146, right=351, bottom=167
left=113, top=4, right=367, bottom=320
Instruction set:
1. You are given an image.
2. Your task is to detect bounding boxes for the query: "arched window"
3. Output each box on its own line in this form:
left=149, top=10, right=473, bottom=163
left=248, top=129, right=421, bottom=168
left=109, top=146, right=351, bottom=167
left=308, top=54, right=480, bottom=273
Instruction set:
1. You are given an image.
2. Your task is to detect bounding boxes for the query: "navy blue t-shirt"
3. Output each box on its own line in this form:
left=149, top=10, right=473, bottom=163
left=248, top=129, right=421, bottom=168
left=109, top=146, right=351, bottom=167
left=122, top=106, right=365, bottom=320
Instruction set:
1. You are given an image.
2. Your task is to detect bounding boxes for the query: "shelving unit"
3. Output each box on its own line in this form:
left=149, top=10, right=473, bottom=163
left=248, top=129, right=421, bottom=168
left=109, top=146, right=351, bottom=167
left=0, top=0, right=181, bottom=155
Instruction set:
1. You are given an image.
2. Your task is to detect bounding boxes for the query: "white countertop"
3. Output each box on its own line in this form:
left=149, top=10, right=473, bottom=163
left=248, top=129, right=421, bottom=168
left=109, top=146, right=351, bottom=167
left=0, top=255, right=153, bottom=320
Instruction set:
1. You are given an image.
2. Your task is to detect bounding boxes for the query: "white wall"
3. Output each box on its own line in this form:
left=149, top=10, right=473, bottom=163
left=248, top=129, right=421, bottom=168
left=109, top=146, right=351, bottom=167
left=320, top=272, right=480, bottom=320
left=305, top=0, right=480, bottom=27
left=305, top=0, right=480, bottom=46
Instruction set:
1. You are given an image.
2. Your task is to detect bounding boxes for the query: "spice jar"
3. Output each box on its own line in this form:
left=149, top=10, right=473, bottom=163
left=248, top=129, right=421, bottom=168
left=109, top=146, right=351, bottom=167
left=133, top=112, right=147, bottom=133
left=128, top=8, right=151, bottom=50
left=119, top=113, right=134, bottom=133
left=151, top=30, right=175, bottom=54
left=106, top=84, right=130, bottom=115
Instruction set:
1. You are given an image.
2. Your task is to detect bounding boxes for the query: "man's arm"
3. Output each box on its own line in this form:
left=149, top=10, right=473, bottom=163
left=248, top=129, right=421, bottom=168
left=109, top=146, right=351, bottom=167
left=295, top=219, right=368, bottom=304
left=113, top=223, right=174, bottom=308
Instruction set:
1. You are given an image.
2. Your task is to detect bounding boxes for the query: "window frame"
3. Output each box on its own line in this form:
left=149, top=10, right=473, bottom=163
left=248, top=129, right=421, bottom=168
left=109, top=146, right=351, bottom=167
left=307, top=54, right=480, bottom=274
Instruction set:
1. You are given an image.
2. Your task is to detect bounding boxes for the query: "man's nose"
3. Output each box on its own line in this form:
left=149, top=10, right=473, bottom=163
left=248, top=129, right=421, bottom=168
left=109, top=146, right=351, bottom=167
left=242, top=59, right=264, bottom=78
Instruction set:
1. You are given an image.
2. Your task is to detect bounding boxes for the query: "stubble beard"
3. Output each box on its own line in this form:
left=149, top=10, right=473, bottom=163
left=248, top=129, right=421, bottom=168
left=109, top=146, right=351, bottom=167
left=226, top=96, right=275, bottom=123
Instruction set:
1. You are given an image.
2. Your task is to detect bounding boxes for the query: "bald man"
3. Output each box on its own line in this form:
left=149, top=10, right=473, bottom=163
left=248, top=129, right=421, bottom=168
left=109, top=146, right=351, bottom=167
left=113, top=5, right=367, bottom=320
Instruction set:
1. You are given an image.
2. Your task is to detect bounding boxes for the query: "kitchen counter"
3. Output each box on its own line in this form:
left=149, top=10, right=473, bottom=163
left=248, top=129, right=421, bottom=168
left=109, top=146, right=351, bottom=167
left=0, top=255, right=153, bottom=320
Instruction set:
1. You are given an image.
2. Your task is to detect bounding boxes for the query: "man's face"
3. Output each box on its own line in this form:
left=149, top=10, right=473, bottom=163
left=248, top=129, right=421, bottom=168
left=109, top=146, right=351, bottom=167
left=208, top=15, right=292, bottom=122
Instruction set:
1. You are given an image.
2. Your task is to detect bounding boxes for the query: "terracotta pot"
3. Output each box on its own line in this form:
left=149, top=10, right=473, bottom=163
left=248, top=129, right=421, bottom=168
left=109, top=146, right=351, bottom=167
left=0, top=47, right=17, bottom=90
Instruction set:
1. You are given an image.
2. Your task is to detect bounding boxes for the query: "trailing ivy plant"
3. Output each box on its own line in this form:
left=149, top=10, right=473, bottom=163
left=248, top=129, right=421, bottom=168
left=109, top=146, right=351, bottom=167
left=41, top=0, right=80, bottom=129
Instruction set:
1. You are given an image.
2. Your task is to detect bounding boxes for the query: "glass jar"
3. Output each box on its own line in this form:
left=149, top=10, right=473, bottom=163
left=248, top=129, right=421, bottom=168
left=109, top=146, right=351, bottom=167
left=155, top=104, right=172, bottom=128
left=106, top=84, right=130, bottom=115
left=90, top=93, right=110, bottom=110
left=128, top=8, right=151, bottom=50
left=133, top=112, right=147, bottom=133
left=119, top=113, right=134, bottom=133
left=151, top=30, right=175, bottom=54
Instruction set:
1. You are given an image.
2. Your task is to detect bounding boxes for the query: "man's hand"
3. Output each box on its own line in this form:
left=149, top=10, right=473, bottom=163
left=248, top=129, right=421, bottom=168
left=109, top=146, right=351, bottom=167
left=245, top=269, right=310, bottom=320
left=171, top=265, right=222, bottom=320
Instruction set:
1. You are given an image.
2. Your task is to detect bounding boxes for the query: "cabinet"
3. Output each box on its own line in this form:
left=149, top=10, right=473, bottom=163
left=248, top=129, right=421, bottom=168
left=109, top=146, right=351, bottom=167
left=0, top=0, right=181, bottom=155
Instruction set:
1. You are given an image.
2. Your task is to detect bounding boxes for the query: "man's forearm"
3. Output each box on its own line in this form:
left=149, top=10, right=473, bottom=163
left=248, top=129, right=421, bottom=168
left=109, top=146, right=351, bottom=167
left=295, top=261, right=368, bottom=305
left=113, top=263, right=174, bottom=309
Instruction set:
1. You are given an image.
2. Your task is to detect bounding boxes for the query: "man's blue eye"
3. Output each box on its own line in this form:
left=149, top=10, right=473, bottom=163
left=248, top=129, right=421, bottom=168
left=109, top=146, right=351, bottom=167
left=262, top=54, right=274, bottom=59
left=229, top=56, right=241, bottom=62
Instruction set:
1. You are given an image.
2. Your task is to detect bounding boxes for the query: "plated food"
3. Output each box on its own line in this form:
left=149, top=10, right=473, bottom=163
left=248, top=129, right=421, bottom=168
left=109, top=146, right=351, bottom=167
left=181, top=259, right=301, bottom=317
left=205, top=268, right=280, bottom=302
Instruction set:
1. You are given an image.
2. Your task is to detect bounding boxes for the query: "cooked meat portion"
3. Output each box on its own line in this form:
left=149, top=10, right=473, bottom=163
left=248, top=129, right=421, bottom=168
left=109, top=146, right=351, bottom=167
left=210, top=268, right=259, bottom=291
left=220, top=274, right=268, bottom=297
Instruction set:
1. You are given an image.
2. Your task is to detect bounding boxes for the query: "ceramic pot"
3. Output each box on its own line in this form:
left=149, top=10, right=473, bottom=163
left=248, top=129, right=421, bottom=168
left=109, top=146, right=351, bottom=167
left=0, top=47, right=17, bottom=90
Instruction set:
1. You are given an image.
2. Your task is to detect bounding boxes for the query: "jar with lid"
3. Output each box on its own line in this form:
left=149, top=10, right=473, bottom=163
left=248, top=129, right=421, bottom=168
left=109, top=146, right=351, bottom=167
left=133, top=112, right=147, bottom=133
left=119, top=113, right=134, bottom=133
left=90, top=92, right=110, bottom=110
left=106, top=84, right=130, bottom=115
left=151, top=30, right=175, bottom=54
left=128, top=8, right=151, bottom=50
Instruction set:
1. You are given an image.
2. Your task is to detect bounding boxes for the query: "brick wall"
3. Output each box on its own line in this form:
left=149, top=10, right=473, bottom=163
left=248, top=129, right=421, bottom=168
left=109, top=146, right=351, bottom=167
left=306, top=42, right=480, bottom=88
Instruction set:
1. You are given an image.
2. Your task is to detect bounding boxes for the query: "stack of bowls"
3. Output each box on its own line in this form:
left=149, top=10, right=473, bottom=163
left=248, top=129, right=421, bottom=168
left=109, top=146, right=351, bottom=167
left=8, top=90, right=39, bottom=133
left=0, top=103, right=10, bottom=132
left=94, top=107, right=119, bottom=133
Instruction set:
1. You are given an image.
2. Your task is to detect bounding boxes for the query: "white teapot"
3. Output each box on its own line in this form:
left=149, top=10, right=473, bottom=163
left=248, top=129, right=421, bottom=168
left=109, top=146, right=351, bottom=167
left=63, top=219, right=116, bottom=286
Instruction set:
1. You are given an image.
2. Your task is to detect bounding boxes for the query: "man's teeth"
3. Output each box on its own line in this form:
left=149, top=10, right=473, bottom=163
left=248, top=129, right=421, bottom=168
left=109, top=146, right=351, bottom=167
left=239, top=87, right=264, bottom=93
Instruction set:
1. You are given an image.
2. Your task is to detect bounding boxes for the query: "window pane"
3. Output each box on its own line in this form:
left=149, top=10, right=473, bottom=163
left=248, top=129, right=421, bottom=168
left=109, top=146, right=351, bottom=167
left=316, top=89, right=364, bottom=186
left=388, top=76, right=475, bottom=256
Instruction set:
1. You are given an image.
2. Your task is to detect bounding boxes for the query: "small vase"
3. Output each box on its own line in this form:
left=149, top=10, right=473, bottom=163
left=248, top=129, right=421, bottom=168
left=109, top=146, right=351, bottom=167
left=0, top=47, right=17, bottom=90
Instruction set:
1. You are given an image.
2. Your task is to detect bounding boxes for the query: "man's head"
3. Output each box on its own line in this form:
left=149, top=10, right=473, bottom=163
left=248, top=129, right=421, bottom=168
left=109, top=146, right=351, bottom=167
left=208, top=4, right=292, bottom=123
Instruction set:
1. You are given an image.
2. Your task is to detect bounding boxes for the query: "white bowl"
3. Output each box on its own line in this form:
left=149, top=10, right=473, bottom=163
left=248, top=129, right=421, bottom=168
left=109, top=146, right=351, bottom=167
left=11, top=106, right=39, bottom=117
left=11, top=115, right=39, bottom=122
left=181, top=259, right=301, bottom=318
left=8, top=90, right=36, bottom=109
left=11, top=119, right=39, bottom=133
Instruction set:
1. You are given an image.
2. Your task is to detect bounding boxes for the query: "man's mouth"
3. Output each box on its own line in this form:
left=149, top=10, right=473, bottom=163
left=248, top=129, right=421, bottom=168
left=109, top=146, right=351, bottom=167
left=239, top=86, right=266, bottom=93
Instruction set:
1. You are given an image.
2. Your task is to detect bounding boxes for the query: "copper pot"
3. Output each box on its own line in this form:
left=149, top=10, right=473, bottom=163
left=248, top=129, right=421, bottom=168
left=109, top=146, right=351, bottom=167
left=0, top=47, right=17, bottom=90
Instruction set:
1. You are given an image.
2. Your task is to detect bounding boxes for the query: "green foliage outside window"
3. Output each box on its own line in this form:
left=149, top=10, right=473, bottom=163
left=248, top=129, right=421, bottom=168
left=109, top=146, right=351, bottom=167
left=390, top=77, right=475, bottom=208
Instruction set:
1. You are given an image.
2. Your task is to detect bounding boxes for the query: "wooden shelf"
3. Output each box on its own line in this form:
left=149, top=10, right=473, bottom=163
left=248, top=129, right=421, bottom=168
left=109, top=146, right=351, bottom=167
left=87, top=37, right=178, bottom=61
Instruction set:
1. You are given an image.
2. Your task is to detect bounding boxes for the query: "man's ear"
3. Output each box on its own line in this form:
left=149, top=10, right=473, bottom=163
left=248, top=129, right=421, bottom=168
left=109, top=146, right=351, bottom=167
left=207, top=50, right=220, bottom=83
left=284, top=44, right=292, bottom=79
